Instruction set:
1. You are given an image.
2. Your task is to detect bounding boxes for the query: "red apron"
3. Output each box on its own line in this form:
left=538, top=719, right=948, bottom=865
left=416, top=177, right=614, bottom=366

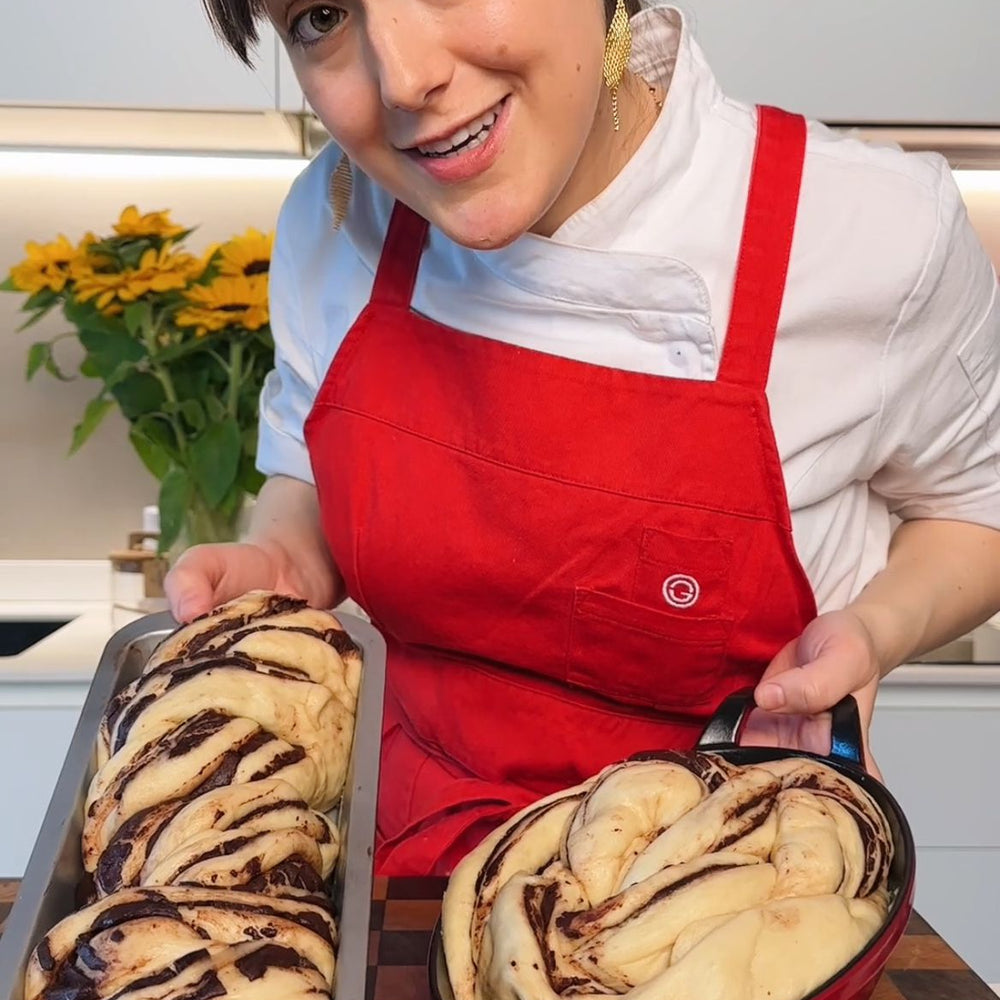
left=304, top=106, right=817, bottom=876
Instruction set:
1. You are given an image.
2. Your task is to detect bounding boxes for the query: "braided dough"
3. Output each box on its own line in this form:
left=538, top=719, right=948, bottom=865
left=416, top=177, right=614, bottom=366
left=27, top=592, right=362, bottom=1000
left=443, top=753, right=894, bottom=1000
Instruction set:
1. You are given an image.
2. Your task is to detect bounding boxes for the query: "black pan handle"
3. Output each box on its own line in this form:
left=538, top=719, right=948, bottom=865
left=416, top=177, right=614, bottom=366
left=696, top=688, right=864, bottom=769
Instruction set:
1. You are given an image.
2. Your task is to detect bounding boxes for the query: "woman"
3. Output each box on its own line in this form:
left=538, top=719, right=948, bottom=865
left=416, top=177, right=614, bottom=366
left=169, top=0, right=1000, bottom=875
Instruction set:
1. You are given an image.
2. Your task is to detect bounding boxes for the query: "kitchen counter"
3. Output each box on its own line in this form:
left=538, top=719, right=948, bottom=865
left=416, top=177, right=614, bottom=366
left=4, top=560, right=1000, bottom=689
left=0, top=560, right=145, bottom=684
left=0, top=876, right=996, bottom=1000
left=2, top=560, right=1000, bottom=981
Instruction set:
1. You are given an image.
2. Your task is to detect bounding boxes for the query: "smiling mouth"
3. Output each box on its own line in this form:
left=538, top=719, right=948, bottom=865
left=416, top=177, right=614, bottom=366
left=412, top=98, right=507, bottom=159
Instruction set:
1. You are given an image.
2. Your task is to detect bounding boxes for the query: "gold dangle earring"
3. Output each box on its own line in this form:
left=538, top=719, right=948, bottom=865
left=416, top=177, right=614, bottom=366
left=329, top=152, right=354, bottom=230
left=603, top=0, right=632, bottom=131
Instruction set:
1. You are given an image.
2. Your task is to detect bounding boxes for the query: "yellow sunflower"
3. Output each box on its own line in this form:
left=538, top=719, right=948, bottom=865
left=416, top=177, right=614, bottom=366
left=216, top=228, right=273, bottom=278
left=175, top=274, right=269, bottom=337
left=113, top=205, right=187, bottom=240
left=73, top=232, right=114, bottom=276
left=9, top=235, right=81, bottom=295
left=75, top=244, right=202, bottom=314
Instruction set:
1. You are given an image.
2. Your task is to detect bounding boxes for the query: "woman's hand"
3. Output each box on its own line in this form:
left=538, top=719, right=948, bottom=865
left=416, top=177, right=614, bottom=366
left=164, top=475, right=343, bottom=622
left=165, top=541, right=310, bottom=623
left=741, top=519, right=1000, bottom=772
left=742, top=610, right=882, bottom=773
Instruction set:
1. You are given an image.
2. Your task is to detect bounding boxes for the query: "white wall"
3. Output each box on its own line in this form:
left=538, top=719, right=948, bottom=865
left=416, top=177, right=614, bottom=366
left=0, top=151, right=304, bottom=558
left=0, top=145, right=997, bottom=560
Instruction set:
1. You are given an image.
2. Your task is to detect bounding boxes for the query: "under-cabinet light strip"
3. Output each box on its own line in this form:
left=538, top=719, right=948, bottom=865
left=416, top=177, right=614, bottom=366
left=0, top=148, right=997, bottom=195
left=0, top=149, right=309, bottom=180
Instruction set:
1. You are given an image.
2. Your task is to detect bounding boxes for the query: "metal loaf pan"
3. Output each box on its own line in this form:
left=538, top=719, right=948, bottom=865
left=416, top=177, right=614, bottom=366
left=0, top=609, right=387, bottom=1000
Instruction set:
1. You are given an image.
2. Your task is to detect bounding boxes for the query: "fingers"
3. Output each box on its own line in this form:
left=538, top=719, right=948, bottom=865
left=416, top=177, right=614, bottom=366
left=164, top=544, right=274, bottom=623
left=164, top=546, right=225, bottom=622
left=754, top=612, right=877, bottom=716
left=755, top=647, right=862, bottom=715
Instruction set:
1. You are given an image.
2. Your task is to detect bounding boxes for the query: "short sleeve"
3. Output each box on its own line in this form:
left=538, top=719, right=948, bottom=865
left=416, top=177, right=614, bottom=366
left=870, top=161, right=1000, bottom=528
left=256, top=189, right=323, bottom=485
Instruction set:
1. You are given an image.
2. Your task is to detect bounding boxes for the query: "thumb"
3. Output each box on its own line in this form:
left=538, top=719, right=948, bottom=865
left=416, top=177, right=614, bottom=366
left=754, top=652, right=853, bottom=715
left=755, top=611, right=878, bottom=715
left=755, top=644, right=858, bottom=716
left=164, top=546, right=228, bottom=623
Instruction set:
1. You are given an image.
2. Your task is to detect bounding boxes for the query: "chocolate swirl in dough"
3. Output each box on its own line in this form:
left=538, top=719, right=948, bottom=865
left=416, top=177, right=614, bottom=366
left=82, top=709, right=328, bottom=872
left=141, top=590, right=361, bottom=682
left=28, top=593, right=365, bottom=1000
left=83, top=593, right=362, bottom=873
left=443, top=755, right=895, bottom=1000
left=93, top=778, right=340, bottom=901
left=95, top=650, right=353, bottom=811
left=24, top=886, right=337, bottom=1000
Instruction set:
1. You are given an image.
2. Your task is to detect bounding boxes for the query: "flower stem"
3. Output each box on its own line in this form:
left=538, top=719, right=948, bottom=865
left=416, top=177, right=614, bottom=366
left=227, top=340, right=243, bottom=418
left=149, top=363, right=188, bottom=459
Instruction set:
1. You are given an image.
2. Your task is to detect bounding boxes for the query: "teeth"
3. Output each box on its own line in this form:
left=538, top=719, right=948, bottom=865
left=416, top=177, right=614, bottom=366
left=417, top=103, right=502, bottom=158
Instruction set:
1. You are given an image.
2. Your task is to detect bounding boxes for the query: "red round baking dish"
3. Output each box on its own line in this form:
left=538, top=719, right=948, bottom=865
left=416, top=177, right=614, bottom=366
left=428, top=689, right=916, bottom=1000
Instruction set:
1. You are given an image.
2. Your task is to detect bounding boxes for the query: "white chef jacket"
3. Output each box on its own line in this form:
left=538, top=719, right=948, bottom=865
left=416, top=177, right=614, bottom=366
left=258, top=3, right=1000, bottom=615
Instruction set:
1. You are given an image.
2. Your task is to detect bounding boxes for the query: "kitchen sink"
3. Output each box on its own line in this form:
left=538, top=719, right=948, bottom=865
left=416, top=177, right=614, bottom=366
left=0, top=619, right=73, bottom=657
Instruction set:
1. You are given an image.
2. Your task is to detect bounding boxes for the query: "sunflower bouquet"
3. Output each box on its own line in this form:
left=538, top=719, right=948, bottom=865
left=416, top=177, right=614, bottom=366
left=1, top=207, right=275, bottom=553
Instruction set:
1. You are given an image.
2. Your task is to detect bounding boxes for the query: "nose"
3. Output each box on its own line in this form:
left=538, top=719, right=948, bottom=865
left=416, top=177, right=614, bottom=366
left=364, top=6, right=454, bottom=111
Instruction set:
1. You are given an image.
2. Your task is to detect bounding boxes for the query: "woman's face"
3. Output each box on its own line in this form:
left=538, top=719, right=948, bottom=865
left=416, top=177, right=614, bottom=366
left=268, top=0, right=609, bottom=249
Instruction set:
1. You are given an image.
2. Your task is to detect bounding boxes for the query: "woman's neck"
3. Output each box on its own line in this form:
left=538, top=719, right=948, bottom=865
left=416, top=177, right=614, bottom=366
left=531, top=70, right=664, bottom=238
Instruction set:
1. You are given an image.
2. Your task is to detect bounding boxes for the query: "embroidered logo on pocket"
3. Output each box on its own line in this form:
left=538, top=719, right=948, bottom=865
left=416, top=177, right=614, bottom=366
left=662, top=574, right=700, bottom=609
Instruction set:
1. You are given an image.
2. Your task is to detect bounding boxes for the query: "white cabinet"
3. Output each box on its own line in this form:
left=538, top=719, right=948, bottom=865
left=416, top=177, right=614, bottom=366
left=680, top=0, right=1000, bottom=124
left=870, top=689, right=1000, bottom=982
left=0, top=2, right=280, bottom=111
left=0, top=689, right=88, bottom=878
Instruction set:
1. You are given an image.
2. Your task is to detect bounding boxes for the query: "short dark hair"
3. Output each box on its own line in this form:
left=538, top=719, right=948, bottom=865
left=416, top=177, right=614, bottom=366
left=203, top=0, right=642, bottom=67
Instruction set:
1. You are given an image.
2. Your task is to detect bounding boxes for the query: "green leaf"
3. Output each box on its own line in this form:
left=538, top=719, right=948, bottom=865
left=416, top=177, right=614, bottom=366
left=189, top=418, right=241, bottom=508
left=24, top=288, right=59, bottom=311
left=26, top=342, right=51, bottom=380
left=0, top=275, right=18, bottom=292
left=103, top=360, right=141, bottom=389
left=171, top=361, right=211, bottom=403
left=129, top=425, right=172, bottom=481
left=15, top=306, right=56, bottom=333
left=158, top=465, right=194, bottom=552
left=63, top=298, right=129, bottom=337
left=149, top=336, right=216, bottom=366
left=79, top=356, right=100, bottom=378
left=179, top=398, right=206, bottom=433
left=218, top=484, right=245, bottom=519
left=114, top=238, right=154, bottom=270
left=110, top=371, right=166, bottom=419
left=237, top=454, right=265, bottom=496
left=69, top=395, right=114, bottom=454
left=26, top=340, right=73, bottom=381
left=133, top=414, right=181, bottom=460
left=44, top=352, right=73, bottom=382
left=204, top=394, right=227, bottom=423
left=124, top=301, right=153, bottom=339
left=78, top=327, right=147, bottom=381
left=241, top=426, right=258, bottom=452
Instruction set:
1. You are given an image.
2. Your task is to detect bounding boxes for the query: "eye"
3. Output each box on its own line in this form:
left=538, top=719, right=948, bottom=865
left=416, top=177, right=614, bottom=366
left=290, top=5, right=346, bottom=46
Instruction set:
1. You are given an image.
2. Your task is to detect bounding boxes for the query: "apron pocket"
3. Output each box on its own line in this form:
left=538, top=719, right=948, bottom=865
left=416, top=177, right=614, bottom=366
left=632, top=526, right=733, bottom=617
left=566, top=588, right=732, bottom=712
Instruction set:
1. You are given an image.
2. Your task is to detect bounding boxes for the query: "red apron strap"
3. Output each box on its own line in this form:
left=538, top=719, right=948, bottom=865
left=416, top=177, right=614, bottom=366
left=717, top=106, right=807, bottom=391
left=370, top=201, right=430, bottom=308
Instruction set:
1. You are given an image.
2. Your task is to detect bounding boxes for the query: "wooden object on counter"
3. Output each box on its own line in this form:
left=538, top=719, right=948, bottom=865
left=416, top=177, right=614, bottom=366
left=2, top=876, right=996, bottom=1000
left=108, top=532, right=168, bottom=626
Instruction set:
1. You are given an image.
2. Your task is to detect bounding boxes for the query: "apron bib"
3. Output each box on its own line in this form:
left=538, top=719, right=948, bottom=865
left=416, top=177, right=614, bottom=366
left=305, top=106, right=816, bottom=876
